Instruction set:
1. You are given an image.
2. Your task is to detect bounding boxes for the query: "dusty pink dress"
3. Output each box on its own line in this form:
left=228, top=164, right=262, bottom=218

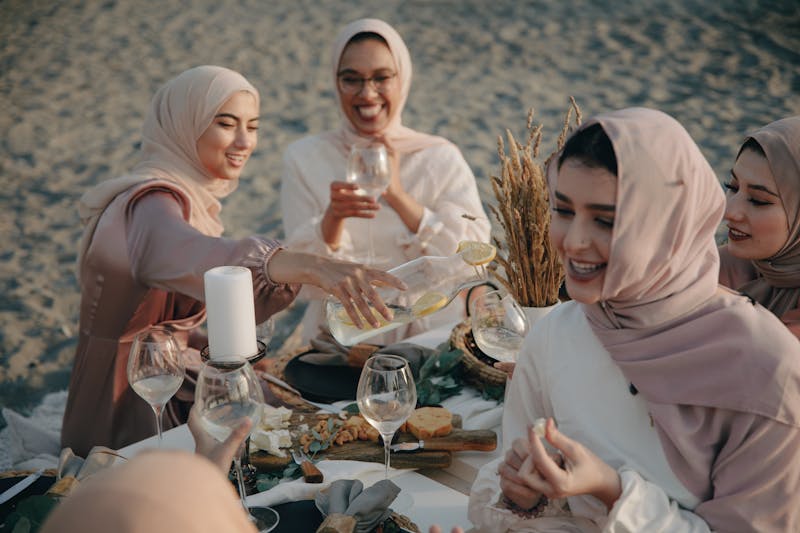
left=61, top=66, right=299, bottom=456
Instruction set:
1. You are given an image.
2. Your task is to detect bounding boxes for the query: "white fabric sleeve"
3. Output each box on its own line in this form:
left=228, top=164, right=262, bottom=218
left=396, top=144, right=490, bottom=258
left=601, top=469, right=711, bottom=533
left=468, top=318, right=561, bottom=531
left=280, top=146, right=351, bottom=257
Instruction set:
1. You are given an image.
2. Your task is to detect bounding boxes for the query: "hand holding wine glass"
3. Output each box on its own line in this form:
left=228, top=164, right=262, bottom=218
left=127, top=326, right=185, bottom=446
left=471, top=289, right=529, bottom=363
left=347, top=143, right=391, bottom=265
left=195, top=360, right=279, bottom=532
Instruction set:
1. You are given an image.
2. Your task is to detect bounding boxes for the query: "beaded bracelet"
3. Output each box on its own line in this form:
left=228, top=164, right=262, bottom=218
left=501, top=494, right=549, bottom=519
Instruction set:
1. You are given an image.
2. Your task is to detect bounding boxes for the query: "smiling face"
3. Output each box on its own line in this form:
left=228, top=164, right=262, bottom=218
left=723, top=147, right=789, bottom=260
left=337, top=38, right=399, bottom=135
left=550, top=159, right=617, bottom=304
left=196, top=91, right=259, bottom=181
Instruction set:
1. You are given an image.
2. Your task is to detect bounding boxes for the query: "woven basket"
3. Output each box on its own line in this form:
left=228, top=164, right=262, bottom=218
left=450, top=320, right=507, bottom=390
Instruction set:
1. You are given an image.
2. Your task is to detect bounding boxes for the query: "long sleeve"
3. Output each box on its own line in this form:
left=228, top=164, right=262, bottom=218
left=127, top=190, right=299, bottom=323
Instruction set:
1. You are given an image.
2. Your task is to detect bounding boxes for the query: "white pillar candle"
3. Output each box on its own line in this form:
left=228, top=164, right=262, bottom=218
left=203, top=266, right=258, bottom=361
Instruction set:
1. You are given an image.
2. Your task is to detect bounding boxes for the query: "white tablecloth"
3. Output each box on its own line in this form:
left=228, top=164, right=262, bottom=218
left=118, top=321, right=503, bottom=531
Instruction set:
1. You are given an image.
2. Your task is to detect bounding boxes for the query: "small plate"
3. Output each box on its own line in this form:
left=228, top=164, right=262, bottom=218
left=283, top=352, right=361, bottom=403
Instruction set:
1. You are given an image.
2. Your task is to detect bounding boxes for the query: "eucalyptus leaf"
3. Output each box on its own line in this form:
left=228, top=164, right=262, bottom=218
left=309, top=440, right=322, bottom=453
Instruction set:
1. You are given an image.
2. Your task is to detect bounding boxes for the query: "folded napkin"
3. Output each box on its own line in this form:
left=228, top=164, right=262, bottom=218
left=315, top=479, right=400, bottom=533
left=245, top=459, right=396, bottom=508
left=302, top=332, right=435, bottom=378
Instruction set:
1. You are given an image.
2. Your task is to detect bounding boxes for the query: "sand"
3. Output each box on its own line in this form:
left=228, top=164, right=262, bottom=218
left=1, top=0, right=799, bottom=441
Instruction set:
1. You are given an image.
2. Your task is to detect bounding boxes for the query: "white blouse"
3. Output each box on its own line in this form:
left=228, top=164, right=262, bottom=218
left=469, top=302, right=709, bottom=532
left=281, top=135, right=491, bottom=343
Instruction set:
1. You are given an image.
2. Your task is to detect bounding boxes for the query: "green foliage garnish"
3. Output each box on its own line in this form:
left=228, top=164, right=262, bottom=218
left=416, top=345, right=464, bottom=406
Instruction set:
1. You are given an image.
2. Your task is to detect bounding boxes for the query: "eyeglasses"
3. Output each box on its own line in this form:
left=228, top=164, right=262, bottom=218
left=337, top=73, right=397, bottom=94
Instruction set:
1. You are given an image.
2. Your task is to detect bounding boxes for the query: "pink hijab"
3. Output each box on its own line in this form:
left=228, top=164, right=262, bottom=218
left=736, top=117, right=800, bottom=317
left=551, top=108, right=800, bottom=530
left=321, top=18, right=448, bottom=156
left=77, top=65, right=259, bottom=272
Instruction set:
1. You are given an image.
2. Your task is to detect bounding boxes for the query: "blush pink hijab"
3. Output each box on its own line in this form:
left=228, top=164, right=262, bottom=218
left=321, top=18, right=448, bottom=156
left=735, top=117, right=800, bottom=319
left=551, top=108, right=800, bottom=530
left=77, top=65, right=259, bottom=273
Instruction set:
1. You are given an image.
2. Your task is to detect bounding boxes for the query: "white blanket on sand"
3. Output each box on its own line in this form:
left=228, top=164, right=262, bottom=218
left=0, top=391, right=66, bottom=471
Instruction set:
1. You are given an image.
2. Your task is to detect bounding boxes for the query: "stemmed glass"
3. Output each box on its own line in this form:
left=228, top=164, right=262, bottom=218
left=470, top=289, right=529, bottom=363
left=357, top=354, right=416, bottom=509
left=347, top=144, right=391, bottom=265
left=127, top=326, right=185, bottom=446
left=195, top=360, right=279, bottom=532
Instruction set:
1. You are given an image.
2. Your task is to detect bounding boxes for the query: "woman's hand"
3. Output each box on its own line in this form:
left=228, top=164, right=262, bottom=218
left=428, top=526, right=464, bottom=533
left=321, top=181, right=379, bottom=249
left=188, top=404, right=252, bottom=474
left=516, top=419, right=622, bottom=510
left=267, top=250, right=406, bottom=328
left=494, top=361, right=516, bottom=378
left=499, top=434, right=545, bottom=509
left=375, top=137, right=424, bottom=233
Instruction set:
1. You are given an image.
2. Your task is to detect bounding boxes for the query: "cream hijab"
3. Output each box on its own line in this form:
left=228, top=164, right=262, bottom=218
left=77, top=65, right=259, bottom=273
left=551, top=108, right=800, bottom=527
left=321, top=18, right=447, bottom=156
left=40, top=451, right=256, bottom=533
left=736, top=116, right=800, bottom=317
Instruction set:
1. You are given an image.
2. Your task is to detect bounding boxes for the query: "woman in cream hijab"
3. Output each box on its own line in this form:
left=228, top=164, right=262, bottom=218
left=280, top=18, right=490, bottom=344
left=719, top=116, right=800, bottom=338
left=62, top=65, right=402, bottom=457
left=469, top=108, right=800, bottom=532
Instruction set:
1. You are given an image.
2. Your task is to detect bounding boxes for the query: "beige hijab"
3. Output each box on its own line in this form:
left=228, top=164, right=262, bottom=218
left=736, top=116, right=800, bottom=317
left=551, top=108, right=800, bottom=528
left=77, top=65, right=259, bottom=273
left=40, top=451, right=256, bottom=533
left=321, top=18, right=448, bottom=156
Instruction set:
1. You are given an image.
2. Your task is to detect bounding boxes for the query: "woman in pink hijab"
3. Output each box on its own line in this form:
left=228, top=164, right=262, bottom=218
left=61, top=65, right=402, bottom=457
left=280, top=18, right=490, bottom=343
left=719, top=116, right=800, bottom=338
left=469, top=108, right=800, bottom=532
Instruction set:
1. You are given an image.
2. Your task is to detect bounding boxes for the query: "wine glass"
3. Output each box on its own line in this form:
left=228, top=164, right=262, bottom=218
left=357, top=354, right=417, bottom=477
left=470, top=289, right=529, bottom=363
left=127, top=326, right=185, bottom=446
left=256, top=317, right=275, bottom=351
left=347, top=143, right=391, bottom=265
left=195, top=360, right=279, bottom=532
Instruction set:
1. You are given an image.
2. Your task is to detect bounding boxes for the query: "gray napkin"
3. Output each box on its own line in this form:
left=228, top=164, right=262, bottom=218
left=315, top=479, right=400, bottom=533
left=301, top=331, right=434, bottom=379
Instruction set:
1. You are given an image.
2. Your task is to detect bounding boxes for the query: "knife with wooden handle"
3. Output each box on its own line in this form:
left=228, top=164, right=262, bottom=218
left=291, top=449, right=324, bottom=483
left=390, top=429, right=497, bottom=452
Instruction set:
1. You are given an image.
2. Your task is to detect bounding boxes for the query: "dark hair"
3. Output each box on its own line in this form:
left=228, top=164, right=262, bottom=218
left=737, top=137, right=766, bottom=159
left=346, top=31, right=388, bottom=47
left=557, top=123, right=618, bottom=177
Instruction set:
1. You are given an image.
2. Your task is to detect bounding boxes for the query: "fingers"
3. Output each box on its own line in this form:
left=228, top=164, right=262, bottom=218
left=499, top=474, right=542, bottom=509
left=493, top=361, right=515, bottom=378
left=510, top=436, right=531, bottom=467
left=428, top=527, right=441, bottom=533
left=528, top=425, right=568, bottom=493
left=545, top=418, right=579, bottom=460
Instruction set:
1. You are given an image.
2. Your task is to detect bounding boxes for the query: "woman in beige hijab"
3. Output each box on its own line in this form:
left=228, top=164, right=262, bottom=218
left=719, top=116, right=800, bottom=338
left=469, top=108, right=800, bottom=532
left=61, top=65, right=402, bottom=457
left=280, top=18, right=490, bottom=344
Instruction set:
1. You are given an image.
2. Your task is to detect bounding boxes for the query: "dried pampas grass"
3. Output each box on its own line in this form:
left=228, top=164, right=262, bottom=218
left=488, top=98, right=582, bottom=307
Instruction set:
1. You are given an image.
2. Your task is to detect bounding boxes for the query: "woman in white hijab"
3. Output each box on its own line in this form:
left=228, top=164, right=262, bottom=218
left=62, top=65, right=401, bottom=457
left=281, top=19, right=491, bottom=344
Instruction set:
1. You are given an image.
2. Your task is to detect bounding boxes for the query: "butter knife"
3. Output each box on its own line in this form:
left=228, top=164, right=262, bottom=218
left=0, top=468, right=45, bottom=505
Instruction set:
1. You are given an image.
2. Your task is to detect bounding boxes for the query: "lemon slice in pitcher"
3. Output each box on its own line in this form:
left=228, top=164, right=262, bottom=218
left=411, top=291, right=449, bottom=318
left=335, top=306, right=391, bottom=328
left=456, top=241, right=497, bottom=266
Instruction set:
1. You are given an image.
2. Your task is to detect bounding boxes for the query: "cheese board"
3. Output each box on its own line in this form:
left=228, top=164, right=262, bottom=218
left=249, top=411, right=496, bottom=473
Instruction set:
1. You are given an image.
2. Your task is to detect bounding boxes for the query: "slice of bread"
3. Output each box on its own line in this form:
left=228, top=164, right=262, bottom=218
left=405, top=407, right=453, bottom=439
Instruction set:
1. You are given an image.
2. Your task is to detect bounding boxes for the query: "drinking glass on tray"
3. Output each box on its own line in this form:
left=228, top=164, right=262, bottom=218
left=127, top=326, right=185, bottom=446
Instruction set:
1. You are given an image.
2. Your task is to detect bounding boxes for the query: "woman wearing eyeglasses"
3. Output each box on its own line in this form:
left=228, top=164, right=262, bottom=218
left=280, top=18, right=490, bottom=344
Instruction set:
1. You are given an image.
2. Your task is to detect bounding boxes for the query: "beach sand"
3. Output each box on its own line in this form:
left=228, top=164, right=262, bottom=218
left=1, top=0, right=799, bottom=437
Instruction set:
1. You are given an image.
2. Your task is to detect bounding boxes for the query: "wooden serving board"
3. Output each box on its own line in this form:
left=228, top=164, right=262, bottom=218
left=250, top=412, right=496, bottom=473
